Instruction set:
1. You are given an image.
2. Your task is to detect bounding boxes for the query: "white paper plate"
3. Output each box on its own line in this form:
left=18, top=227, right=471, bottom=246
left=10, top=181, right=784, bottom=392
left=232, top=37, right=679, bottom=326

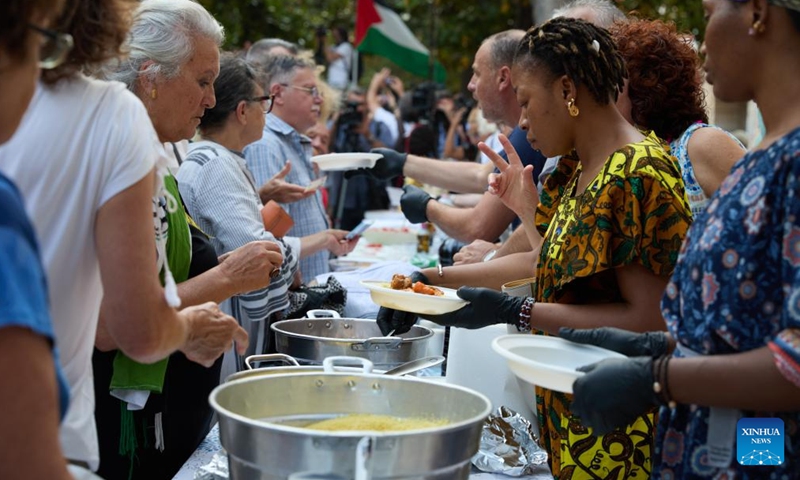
left=360, top=280, right=468, bottom=315
left=311, top=152, right=382, bottom=171
left=491, top=334, right=626, bottom=394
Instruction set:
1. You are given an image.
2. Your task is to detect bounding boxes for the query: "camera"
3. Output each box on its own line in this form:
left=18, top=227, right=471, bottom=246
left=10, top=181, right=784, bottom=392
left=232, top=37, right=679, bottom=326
left=334, top=100, right=366, bottom=152
left=338, top=100, right=364, bottom=132
left=455, top=95, right=476, bottom=113
left=454, top=95, right=476, bottom=126
left=410, top=82, right=439, bottom=123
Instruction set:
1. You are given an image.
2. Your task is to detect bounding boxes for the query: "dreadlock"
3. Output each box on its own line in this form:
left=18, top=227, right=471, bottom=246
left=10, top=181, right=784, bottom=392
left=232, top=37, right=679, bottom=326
left=514, top=17, right=627, bottom=105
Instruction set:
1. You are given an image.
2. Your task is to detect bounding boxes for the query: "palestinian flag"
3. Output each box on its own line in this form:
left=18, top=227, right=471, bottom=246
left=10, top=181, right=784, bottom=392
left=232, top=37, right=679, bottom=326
left=355, top=0, right=446, bottom=81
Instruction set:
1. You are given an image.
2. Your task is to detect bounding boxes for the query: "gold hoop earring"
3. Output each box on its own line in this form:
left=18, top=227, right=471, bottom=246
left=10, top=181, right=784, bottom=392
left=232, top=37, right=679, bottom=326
left=150, top=89, right=157, bottom=99
left=749, top=20, right=766, bottom=36
left=567, top=98, right=579, bottom=117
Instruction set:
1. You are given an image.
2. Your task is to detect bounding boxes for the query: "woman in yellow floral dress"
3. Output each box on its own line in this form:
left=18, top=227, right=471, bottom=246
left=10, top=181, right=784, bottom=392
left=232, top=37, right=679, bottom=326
left=414, top=18, right=693, bottom=479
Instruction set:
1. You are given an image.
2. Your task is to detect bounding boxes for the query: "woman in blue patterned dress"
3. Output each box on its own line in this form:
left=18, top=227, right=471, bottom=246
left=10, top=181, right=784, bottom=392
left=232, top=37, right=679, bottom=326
left=562, top=0, right=800, bottom=478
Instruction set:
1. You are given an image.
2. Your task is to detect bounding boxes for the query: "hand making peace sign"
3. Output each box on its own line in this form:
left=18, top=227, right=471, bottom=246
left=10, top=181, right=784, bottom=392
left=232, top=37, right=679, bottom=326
left=479, top=134, right=540, bottom=222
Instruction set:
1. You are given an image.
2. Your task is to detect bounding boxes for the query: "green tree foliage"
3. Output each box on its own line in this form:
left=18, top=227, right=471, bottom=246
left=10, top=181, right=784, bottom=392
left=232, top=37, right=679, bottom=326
left=615, top=1, right=705, bottom=39
left=198, top=0, right=704, bottom=92
left=198, top=0, right=533, bottom=91
left=197, top=0, right=355, bottom=52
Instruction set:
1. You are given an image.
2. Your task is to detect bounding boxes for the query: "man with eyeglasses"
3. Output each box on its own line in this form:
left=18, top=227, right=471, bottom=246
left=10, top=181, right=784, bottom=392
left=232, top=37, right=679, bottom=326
left=244, top=55, right=333, bottom=283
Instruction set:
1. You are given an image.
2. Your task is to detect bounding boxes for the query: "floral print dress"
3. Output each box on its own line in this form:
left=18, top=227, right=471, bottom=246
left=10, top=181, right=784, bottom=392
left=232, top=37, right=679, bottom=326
left=533, top=131, right=693, bottom=479
left=669, top=122, right=745, bottom=217
left=656, top=129, right=800, bottom=479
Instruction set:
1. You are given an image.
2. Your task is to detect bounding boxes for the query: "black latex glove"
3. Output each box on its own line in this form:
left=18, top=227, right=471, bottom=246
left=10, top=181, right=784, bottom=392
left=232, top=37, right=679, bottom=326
left=559, top=327, right=669, bottom=358
left=344, top=148, right=407, bottom=180
left=400, top=185, right=432, bottom=224
left=421, top=287, right=525, bottom=330
left=572, top=356, right=660, bottom=435
left=376, top=271, right=429, bottom=336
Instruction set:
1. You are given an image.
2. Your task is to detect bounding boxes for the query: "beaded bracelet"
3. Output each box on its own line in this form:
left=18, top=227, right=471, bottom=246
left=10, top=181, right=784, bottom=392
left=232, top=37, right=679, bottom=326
left=516, top=297, right=535, bottom=333
left=652, top=355, right=677, bottom=409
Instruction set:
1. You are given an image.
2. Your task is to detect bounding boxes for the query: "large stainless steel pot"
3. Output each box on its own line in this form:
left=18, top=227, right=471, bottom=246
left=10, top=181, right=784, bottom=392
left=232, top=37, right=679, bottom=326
left=271, top=310, right=432, bottom=368
left=210, top=362, right=492, bottom=480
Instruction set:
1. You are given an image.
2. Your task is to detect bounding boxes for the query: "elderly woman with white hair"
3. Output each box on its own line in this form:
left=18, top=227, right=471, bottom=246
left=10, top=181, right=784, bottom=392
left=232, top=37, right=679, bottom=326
left=89, top=1, right=285, bottom=478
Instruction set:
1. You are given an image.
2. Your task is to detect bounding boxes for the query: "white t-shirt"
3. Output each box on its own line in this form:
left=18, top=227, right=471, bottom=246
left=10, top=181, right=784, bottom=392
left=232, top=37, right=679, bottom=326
left=327, top=41, right=353, bottom=90
left=0, top=75, right=159, bottom=469
left=372, top=107, right=399, bottom=147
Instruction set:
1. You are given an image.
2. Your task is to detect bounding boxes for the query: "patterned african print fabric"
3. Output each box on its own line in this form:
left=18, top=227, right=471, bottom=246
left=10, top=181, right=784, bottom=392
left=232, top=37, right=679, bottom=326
left=656, top=128, right=800, bottom=480
left=533, top=131, right=692, bottom=479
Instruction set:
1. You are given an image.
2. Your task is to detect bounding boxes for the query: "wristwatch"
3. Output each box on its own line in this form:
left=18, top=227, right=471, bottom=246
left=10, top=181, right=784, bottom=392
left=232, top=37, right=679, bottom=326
left=482, top=249, right=498, bottom=262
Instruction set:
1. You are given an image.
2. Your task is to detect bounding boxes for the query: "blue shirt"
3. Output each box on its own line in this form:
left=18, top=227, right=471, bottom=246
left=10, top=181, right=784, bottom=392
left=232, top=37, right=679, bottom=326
left=657, top=128, right=800, bottom=479
left=179, top=141, right=300, bottom=319
left=245, top=115, right=330, bottom=283
left=0, top=174, right=69, bottom=419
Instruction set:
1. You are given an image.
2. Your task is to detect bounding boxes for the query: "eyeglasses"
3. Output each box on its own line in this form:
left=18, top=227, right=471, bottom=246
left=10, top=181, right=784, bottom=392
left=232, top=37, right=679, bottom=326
left=28, top=24, right=74, bottom=70
left=250, top=94, right=275, bottom=114
left=280, top=83, right=321, bottom=99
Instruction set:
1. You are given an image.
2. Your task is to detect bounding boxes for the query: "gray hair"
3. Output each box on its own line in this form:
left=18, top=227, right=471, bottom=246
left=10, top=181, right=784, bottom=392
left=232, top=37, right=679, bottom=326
left=552, top=0, right=626, bottom=28
left=105, top=0, right=224, bottom=91
left=246, top=38, right=299, bottom=63
left=255, top=54, right=316, bottom=90
left=483, top=29, right=525, bottom=71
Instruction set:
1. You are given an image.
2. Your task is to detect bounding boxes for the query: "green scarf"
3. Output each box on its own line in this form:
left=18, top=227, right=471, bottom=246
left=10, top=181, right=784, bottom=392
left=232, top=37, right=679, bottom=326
left=110, top=174, right=192, bottom=471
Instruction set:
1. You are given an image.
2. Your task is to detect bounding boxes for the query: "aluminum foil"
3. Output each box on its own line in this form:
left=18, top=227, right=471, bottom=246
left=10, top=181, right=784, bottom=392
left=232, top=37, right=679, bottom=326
left=472, top=406, right=548, bottom=476
left=194, top=451, right=229, bottom=480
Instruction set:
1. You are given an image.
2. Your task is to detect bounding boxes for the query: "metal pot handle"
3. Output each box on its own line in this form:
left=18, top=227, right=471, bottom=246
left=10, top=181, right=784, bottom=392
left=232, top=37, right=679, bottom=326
left=306, top=309, right=342, bottom=319
left=244, top=353, right=300, bottom=370
left=286, top=436, right=373, bottom=480
left=355, top=436, right=375, bottom=480
left=322, top=356, right=374, bottom=374
left=351, top=337, right=403, bottom=352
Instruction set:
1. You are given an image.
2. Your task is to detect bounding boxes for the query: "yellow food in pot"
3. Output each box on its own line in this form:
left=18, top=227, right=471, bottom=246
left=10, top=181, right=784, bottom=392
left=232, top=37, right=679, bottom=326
left=305, top=413, right=448, bottom=432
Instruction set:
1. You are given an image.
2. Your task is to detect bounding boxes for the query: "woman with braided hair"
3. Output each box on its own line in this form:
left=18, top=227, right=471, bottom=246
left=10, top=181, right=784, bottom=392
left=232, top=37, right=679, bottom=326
left=406, top=17, right=693, bottom=478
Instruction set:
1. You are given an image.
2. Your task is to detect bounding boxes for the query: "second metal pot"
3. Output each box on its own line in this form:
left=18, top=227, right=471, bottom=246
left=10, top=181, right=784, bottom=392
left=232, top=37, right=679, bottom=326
left=271, top=310, right=433, bottom=368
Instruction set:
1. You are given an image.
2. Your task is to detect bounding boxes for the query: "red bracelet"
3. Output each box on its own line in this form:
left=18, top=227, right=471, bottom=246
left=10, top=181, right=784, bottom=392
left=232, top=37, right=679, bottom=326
left=517, top=297, right=535, bottom=333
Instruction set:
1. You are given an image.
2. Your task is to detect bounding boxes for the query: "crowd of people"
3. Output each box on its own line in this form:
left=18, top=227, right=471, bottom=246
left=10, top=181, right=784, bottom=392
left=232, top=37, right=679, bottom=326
left=1, top=0, right=799, bottom=479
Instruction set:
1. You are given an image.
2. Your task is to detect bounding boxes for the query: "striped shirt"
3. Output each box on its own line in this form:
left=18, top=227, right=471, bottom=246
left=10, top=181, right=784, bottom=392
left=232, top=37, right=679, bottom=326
left=177, top=140, right=300, bottom=318
left=245, top=115, right=330, bottom=283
